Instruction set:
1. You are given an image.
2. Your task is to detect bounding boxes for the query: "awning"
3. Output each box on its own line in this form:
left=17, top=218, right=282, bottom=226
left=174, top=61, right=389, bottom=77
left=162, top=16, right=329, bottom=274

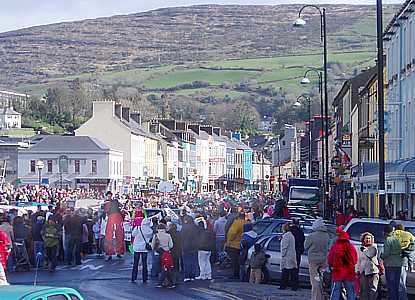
left=353, top=158, right=415, bottom=194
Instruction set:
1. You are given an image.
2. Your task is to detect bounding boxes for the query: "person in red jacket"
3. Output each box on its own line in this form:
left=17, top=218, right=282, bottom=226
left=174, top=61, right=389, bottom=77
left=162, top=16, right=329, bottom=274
left=328, top=226, right=358, bottom=300
left=104, top=191, right=125, bottom=260
left=335, top=209, right=346, bottom=227
left=0, top=227, right=11, bottom=285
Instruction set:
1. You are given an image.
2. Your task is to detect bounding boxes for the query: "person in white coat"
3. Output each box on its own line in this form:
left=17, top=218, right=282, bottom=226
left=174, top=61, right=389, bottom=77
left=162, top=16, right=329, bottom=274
left=131, top=218, right=153, bottom=283
left=280, top=223, right=298, bottom=291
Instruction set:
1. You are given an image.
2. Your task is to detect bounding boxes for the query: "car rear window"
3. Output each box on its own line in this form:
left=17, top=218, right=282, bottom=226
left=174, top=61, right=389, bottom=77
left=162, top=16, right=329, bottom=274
left=347, top=222, right=386, bottom=243
left=69, top=294, right=81, bottom=300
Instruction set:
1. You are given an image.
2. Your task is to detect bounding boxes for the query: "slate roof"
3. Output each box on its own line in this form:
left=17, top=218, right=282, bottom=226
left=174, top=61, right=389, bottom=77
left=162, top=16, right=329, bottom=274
left=21, top=136, right=111, bottom=153
left=232, top=139, right=251, bottom=151
left=119, top=118, right=159, bottom=141
left=0, top=107, right=20, bottom=116
left=187, top=127, right=210, bottom=140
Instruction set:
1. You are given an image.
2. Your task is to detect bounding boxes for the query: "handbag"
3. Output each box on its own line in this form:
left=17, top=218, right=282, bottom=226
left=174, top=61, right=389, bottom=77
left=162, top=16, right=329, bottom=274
left=139, top=226, right=152, bottom=251
left=364, top=252, right=384, bottom=276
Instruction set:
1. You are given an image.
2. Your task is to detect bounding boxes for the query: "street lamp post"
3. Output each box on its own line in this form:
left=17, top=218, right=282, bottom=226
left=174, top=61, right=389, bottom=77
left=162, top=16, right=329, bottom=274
left=376, top=0, right=386, bottom=211
left=301, top=68, right=325, bottom=197
left=277, top=136, right=282, bottom=192
left=294, top=5, right=330, bottom=218
left=36, top=160, right=44, bottom=186
left=294, top=95, right=312, bottom=179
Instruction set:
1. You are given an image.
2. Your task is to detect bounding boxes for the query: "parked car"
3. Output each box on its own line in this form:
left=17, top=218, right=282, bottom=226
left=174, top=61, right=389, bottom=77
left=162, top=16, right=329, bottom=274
left=252, top=217, right=335, bottom=237
left=0, top=285, right=84, bottom=300
left=252, top=218, right=291, bottom=236
left=245, top=224, right=337, bottom=285
left=344, top=218, right=415, bottom=296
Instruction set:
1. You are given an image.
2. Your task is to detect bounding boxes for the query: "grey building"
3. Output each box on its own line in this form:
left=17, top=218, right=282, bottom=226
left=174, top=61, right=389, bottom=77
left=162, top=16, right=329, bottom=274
left=0, top=137, right=30, bottom=184
left=272, top=124, right=296, bottom=166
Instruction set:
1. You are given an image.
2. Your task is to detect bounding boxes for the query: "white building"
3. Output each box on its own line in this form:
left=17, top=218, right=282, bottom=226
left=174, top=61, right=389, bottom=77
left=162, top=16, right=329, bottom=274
left=188, top=124, right=210, bottom=192
left=0, top=107, right=21, bottom=129
left=75, top=101, right=157, bottom=189
left=18, top=136, right=123, bottom=192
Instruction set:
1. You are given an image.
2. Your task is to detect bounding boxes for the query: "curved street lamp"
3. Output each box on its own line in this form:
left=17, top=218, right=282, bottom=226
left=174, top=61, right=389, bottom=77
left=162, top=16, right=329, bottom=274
left=301, top=68, right=325, bottom=192
left=36, top=160, right=44, bottom=186
left=294, top=4, right=329, bottom=218
left=294, top=95, right=312, bottom=179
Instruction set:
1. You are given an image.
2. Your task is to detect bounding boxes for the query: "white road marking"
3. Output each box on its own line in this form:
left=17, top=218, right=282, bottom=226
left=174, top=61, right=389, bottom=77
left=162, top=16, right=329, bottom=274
left=78, top=264, right=104, bottom=271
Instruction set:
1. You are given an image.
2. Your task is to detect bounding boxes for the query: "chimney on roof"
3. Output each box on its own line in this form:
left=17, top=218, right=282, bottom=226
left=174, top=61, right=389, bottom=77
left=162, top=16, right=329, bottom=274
left=200, top=125, right=213, bottom=135
left=122, top=107, right=130, bottom=122
left=213, top=127, right=221, bottom=136
left=149, top=121, right=159, bottom=134
left=131, top=111, right=141, bottom=125
left=92, top=101, right=115, bottom=118
left=115, top=103, right=122, bottom=119
left=159, top=119, right=176, bottom=130
left=188, top=124, right=200, bottom=135
left=175, top=121, right=186, bottom=131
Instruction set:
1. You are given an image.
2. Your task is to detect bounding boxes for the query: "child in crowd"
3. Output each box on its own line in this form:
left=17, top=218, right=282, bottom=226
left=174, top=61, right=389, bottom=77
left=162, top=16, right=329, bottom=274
left=248, top=243, right=268, bottom=284
left=92, top=219, right=102, bottom=256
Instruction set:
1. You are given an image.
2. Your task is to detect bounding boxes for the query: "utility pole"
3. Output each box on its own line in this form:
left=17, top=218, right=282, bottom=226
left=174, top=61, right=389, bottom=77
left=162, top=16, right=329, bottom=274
left=376, top=0, right=386, bottom=212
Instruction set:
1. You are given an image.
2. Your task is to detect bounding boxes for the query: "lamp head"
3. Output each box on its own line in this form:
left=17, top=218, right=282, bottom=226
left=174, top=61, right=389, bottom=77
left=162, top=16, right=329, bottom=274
left=293, top=101, right=302, bottom=108
left=293, top=18, right=306, bottom=27
left=301, top=77, right=311, bottom=85
left=36, top=160, right=44, bottom=170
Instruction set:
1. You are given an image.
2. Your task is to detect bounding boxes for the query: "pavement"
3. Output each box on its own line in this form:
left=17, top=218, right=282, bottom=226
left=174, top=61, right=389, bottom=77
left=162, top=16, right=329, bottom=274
left=210, top=282, right=311, bottom=300
left=6, top=253, right=311, bottom=300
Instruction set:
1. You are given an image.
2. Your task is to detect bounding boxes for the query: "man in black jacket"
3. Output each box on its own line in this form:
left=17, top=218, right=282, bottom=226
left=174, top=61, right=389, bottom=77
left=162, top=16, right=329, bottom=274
left=290, top=219, right=305, bottom=285
left=64, top=212, right=83, bottom=265
left=196, top=220, right=215, bottom=280
left=181, top=216, right=199, bottom=282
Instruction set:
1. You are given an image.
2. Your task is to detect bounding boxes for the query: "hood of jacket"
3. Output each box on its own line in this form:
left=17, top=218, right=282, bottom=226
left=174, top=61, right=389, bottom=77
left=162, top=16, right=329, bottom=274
left=312, top=218, right=327, bottom=232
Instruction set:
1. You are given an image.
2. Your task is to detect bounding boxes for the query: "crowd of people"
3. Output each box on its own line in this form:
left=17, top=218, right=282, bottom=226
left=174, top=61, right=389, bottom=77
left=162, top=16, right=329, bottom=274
left=0, top=184, right=414, bottom=300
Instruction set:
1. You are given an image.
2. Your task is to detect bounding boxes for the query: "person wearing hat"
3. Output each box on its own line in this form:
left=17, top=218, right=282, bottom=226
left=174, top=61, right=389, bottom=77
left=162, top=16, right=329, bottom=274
left=328, top=226, right=358, bottom=300
left=103, top=191, right=125, bottom=260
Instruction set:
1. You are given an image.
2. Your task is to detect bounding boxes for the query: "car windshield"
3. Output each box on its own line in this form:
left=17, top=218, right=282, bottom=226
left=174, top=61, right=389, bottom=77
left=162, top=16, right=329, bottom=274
left=347, top=222, right=386, bottom=243
left=253, top=221, right=271, bottom=235
left=290, top=187, right=319, bottom=201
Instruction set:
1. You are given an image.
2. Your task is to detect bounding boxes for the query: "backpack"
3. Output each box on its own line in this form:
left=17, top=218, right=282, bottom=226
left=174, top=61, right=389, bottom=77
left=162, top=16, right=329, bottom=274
left=161, top=251, right=174, bottom=270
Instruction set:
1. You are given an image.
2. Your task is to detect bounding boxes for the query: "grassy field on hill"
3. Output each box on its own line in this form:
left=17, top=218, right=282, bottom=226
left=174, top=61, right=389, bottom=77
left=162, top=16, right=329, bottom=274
left=17, top=50, right=376, bottom=99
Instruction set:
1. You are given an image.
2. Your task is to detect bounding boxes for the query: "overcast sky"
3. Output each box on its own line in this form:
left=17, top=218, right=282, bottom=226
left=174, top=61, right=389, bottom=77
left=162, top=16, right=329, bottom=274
left=1, top=0, right=405, bottom=33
